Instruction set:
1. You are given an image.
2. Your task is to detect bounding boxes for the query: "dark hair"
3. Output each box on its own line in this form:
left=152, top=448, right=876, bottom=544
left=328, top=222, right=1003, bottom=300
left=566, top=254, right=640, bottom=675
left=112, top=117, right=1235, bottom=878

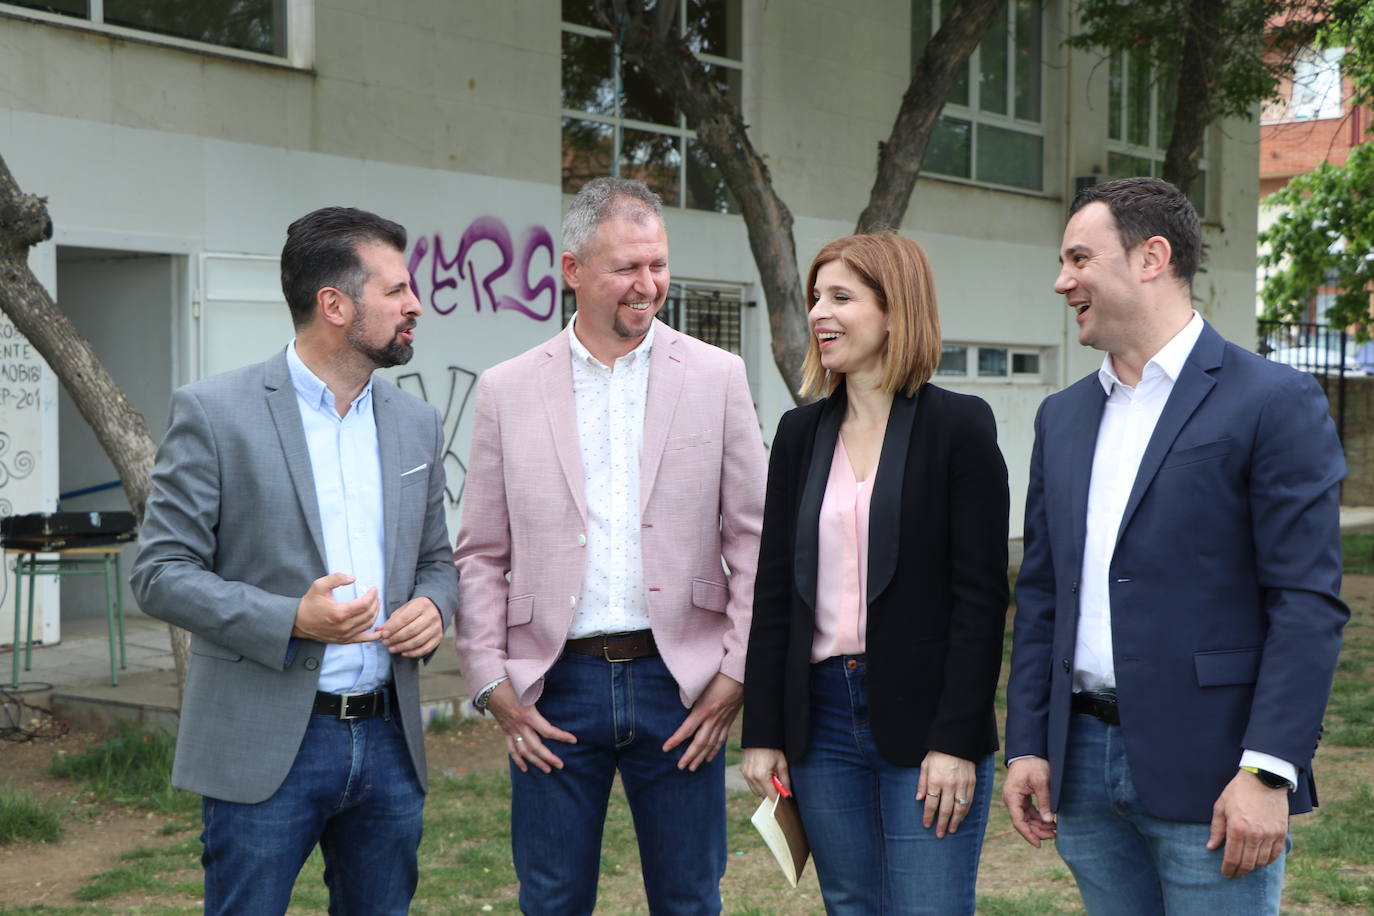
left=280, top=207, right=408, bottom=329
left=1069, top=177, right=1203, bottom=286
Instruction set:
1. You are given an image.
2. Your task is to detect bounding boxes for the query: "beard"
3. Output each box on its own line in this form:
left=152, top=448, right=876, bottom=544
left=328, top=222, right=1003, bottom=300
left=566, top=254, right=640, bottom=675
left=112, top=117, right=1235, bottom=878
left=612, top=300, right=660, bottom=339
left=347, top=307, right=415, bottom=368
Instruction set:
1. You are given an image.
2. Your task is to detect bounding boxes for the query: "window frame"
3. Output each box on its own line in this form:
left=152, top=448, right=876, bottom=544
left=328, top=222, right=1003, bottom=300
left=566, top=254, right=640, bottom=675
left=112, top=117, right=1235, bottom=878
left=560, top=5, right=744, bottom=211
left=936, top=343, right=1046, bottom=382
left=1105, top=47, right=1208, bottom=215
left=912, top=0, right=1048, bottom=193
left=0, top=0, right=314, bottom=69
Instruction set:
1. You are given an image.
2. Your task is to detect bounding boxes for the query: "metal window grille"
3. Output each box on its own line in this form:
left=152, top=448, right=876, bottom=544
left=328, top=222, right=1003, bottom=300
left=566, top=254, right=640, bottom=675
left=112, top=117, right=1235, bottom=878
left=560, top=290, right=745, bottom=354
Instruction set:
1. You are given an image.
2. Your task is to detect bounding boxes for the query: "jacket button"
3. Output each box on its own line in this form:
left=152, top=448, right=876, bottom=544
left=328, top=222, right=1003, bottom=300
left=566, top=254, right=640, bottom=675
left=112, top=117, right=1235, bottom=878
left=577, top=533, right=587, bottom=547
left=1062, top=658, right=1070, bottom=673
left=305, top=657, right=319, bottom=671
left=1071, top=581, right=1078, bottom=594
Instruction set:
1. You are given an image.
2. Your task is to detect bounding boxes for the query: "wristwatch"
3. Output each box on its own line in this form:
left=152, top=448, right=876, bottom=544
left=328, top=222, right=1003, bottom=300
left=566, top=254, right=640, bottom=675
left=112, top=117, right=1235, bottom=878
left=473, top=677, right=507, bottom=715
left=1241, top=765, right=1293, bottom=790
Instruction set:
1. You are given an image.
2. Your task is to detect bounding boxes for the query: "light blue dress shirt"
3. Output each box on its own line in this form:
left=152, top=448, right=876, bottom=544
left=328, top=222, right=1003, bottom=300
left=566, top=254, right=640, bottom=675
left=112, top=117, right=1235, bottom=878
left=286, top=342, right=390, bottom=694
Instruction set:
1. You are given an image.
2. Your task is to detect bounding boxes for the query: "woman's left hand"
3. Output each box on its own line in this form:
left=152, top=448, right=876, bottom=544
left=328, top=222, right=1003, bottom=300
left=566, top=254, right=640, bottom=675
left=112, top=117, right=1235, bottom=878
left=917, top=750, right=976, bottom=838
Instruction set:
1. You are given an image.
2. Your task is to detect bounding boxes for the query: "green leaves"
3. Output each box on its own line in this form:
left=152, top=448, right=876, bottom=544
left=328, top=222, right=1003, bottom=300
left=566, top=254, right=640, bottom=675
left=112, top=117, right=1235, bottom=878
left=1258, top=143, right=1374, bottom=338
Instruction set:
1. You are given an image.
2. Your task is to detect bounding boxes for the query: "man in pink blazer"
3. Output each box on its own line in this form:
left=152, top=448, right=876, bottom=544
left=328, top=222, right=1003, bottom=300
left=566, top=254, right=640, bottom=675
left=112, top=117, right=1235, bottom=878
left=454, top=177, right=766, bottom=915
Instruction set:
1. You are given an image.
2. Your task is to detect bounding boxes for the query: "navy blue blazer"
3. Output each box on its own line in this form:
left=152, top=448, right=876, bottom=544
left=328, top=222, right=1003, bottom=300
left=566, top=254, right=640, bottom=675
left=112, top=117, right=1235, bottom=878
left=1005, top=322, right=1348, bottom=823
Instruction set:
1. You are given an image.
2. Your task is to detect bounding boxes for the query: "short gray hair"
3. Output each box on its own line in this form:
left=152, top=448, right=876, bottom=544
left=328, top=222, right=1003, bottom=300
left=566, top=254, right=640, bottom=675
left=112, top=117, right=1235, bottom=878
left=562, top=177, right=664, bottom=259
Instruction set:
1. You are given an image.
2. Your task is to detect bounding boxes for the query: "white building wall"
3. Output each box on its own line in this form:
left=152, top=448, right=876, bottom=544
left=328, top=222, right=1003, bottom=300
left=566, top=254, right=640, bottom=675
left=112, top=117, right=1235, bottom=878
left=0, top=0, right=1261, bottom=639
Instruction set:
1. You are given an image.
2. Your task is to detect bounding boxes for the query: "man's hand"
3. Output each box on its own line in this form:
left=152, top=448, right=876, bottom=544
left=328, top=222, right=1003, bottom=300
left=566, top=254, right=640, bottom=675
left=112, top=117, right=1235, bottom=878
left=376, top=596, right=443, bottom=658
left=293, top=574, right=381, bottom=644
left=918, top=750, right=977, bottom=837
left=1003, top=756, right=1057, bottom=847
left=1207, top=770, right=1290, bottom=877
left=740, top=747, right=791, bottom=799
left=487, top=680, right=578, bottom=774
left=662, top=672, right=743, bottom=772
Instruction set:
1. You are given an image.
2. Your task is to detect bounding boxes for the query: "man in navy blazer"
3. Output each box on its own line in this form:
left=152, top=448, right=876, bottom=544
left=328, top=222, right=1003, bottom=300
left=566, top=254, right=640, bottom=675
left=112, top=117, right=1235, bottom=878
left=1003, top=177, right=1347, bottom=913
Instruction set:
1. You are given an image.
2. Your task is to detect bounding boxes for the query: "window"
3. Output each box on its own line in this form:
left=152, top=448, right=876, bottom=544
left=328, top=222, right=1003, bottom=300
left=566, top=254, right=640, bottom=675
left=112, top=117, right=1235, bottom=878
left=1289, top=46, right=1344, bottom=121
left=561, top=0, right=742, bottom=213
left=1, top=0, right=290, bottom=57
left=912, top=0, right=1045, bottom=192
left=561, top=283, right=747, bottom=354
left=1106, top=49, right=1207, bottom=216
left=938, top=343, right=1044, bottom=380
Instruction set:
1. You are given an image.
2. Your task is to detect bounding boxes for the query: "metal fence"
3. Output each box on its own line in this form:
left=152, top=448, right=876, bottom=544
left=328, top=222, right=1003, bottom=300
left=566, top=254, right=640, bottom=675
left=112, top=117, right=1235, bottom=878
left=1257, top=319, right=1357, bottom=443
left=560, top=290, right=746, bottom=355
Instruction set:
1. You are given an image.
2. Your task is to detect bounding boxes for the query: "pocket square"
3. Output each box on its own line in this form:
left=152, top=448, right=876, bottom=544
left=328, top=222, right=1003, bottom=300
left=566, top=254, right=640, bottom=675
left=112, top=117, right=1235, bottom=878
left=400, top=463, right=428, bottom=477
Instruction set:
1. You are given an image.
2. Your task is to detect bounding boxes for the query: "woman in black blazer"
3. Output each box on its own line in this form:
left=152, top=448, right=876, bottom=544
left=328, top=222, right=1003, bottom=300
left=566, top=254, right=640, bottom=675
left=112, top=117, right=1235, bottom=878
left=741, top=233, right=1009, bottom=914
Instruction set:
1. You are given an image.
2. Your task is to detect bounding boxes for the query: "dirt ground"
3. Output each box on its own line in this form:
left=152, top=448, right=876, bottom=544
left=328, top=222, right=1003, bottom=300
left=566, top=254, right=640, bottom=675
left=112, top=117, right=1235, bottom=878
left=3, top=576, right=1373, bottom=911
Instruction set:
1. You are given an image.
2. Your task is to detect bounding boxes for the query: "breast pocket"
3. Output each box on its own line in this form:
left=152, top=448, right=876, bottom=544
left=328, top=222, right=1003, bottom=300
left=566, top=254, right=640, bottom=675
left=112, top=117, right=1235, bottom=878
left=1160, top=437, right=1232, bottom=470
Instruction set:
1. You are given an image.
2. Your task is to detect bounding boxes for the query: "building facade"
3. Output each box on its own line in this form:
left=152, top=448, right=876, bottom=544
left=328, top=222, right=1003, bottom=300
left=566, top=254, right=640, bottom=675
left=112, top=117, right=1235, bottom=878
left=0, top=0, right=1260, bottom=640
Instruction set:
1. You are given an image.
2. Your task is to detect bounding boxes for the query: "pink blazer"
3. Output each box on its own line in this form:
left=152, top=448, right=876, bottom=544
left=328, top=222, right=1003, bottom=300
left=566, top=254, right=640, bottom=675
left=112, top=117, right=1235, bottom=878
left=454, top=321, right=766, bottom=708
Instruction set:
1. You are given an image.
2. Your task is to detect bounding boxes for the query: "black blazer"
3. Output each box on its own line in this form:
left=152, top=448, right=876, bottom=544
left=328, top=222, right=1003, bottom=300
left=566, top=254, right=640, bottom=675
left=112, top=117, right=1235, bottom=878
left=742, top=382, right=1010, bottom=766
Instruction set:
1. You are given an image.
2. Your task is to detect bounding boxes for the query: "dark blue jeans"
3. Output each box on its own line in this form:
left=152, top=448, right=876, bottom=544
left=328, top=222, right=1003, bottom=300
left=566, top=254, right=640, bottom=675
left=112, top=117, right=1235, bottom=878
left=789, top=655, right=993, bottom=915
left=509, top=652, right=726, bottom=915
left=199, top=699, right=425, bottom=915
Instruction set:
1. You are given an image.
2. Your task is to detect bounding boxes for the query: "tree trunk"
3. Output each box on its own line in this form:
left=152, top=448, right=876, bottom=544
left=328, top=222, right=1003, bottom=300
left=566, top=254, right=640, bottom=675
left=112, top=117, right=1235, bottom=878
left=0, top=152, right=190, bottom=697
left=1161, top=0, right=1228, bottom=194
left=858, top=0, right=1005, bottom=232
left=604, top=0, right=1001, bottom=402
left=604, top=0, right=810, bottom=400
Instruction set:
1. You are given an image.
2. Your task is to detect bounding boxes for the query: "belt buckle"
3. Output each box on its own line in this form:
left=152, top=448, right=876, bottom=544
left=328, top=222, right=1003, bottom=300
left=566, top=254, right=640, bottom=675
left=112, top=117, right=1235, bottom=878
left=602, top=635, right=632, bottom=664
left=336, top=690, right=366, bottom=720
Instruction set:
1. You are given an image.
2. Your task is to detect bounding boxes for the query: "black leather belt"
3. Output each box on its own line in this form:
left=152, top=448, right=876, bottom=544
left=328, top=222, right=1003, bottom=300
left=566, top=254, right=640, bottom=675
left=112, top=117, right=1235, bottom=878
left=563, top=629, right=658, bottom=662
left=1071, top=690, right=1120, bottom=726
left=313, top=686, right=390, bottom=720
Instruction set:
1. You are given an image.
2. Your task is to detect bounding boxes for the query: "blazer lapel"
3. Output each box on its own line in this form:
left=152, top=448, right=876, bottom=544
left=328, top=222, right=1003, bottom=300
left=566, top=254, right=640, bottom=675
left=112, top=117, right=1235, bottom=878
left=373, top=381, right=402, bottom=590
left=866, top=387, right=918, bottom=604
left=1115, top=323, right=1223, bottom=546
left=1068, top=382, right=1108, bottom=570
left=263, top=353, right=328, bottom=570
left=794, top=387, right=844, bottom=612
left=538, top=331, right=588, bottom=524
left=640, top=322, right=685, bottom=514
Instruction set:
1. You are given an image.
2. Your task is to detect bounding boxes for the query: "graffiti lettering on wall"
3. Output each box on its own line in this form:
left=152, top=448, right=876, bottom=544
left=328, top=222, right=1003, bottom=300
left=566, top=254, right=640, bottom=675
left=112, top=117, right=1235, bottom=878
left=408, top=217, right=559, bottom=322
left=0, top=432, right=36, bottom=519
left=0, top=324, right=42, bottom=415
left=395, top=365, right=478, bottom=510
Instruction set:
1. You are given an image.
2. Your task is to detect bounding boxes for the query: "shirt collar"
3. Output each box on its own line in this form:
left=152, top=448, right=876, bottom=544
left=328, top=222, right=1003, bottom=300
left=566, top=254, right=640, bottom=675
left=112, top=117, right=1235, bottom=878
left=567, top=313, right=655, bottom=369
left=286, top=340, right=373, bottom=413
left=1097, top=311, right=1204, bottom=395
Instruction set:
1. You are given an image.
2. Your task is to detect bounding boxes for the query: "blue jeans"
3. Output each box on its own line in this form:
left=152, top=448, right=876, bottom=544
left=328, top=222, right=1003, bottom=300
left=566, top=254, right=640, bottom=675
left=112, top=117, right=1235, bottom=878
left=1056, top=713, right=1288, bottom=915
left=788, top=655, right=994, bottom=915
left=510, top=652, right=726, bottom=915
left=200, top=695, right=425, bottom=915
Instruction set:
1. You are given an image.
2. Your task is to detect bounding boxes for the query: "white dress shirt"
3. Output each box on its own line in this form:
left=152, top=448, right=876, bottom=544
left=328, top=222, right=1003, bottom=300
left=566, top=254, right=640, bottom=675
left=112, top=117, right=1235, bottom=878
left=1075, top=312, right=1294, bottom=786
left=566, top=315, right=655, bottom=638
left=286, top=342, right=390, bottom=694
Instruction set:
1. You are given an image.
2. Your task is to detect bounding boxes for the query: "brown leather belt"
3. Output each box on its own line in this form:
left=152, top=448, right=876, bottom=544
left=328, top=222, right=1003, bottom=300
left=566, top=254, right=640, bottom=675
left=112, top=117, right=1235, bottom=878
left=313, top=685, right=391, bottom=720
left=1071, top=690, right=1120, bottom=726
left=563, top=629, right=658, bottom=662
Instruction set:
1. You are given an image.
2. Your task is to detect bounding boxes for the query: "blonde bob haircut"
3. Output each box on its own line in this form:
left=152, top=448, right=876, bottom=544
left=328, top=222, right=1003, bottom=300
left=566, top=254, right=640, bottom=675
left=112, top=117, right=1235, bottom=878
left=799, top=232, right=942, bottom=399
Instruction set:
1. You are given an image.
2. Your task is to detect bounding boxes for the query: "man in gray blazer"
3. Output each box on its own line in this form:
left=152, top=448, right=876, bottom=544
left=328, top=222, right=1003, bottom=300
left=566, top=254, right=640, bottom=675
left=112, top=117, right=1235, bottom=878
left=131, top=207, right=458, bottom=915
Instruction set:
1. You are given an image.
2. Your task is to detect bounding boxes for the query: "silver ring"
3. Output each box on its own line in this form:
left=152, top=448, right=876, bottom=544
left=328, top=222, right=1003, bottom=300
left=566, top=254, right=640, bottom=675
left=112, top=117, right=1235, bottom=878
left=928, top=791, right=941, bottom=798
left=955, top=796, right=970, bottom=806
left=514, top=736, right=525, bottom=743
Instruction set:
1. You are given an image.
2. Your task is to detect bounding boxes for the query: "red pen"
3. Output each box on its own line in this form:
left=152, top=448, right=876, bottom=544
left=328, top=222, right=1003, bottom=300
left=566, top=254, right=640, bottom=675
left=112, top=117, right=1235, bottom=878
left=770, top=774, right=792, bottom=798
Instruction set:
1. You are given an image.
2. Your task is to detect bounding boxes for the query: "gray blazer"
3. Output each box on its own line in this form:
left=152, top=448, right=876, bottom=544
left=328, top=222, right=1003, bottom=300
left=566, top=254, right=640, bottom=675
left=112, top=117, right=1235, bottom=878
left=131, top=350, right=458, bottom=804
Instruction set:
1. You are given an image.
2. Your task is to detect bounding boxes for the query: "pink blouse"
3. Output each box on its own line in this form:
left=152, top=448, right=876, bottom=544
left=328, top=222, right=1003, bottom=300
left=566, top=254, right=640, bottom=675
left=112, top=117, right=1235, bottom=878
left=810, top=435, right=874, bottom=662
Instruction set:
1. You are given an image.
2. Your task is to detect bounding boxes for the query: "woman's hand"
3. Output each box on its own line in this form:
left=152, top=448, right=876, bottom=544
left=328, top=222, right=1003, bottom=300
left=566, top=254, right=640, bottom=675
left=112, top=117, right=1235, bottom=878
left=741, top=747, right=792, bottom=799
left=917, top=750, right=976, bottom=837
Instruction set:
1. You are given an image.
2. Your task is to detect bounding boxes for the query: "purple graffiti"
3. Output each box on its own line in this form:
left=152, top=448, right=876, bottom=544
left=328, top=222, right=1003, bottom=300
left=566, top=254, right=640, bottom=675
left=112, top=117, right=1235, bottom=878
left=408, top=216, right=557, bottom=322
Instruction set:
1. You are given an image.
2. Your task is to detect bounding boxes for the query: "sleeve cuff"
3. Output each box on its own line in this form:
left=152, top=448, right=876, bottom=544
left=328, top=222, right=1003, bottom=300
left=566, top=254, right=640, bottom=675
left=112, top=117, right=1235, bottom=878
left=1240, top=749, right=1298, bottom=791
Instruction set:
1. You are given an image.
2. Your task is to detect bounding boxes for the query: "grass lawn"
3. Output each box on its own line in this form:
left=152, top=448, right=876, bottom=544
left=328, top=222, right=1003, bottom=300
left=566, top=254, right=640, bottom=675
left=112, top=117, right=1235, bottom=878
left=2, top=540, right=1373, bottom=913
